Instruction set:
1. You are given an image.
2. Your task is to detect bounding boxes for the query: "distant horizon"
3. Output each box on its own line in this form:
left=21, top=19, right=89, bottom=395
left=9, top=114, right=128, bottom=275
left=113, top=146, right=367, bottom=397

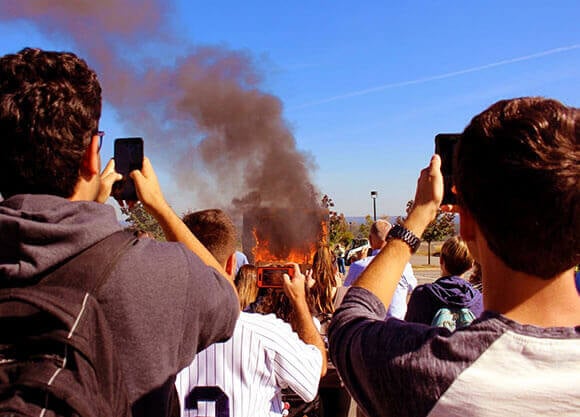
left=345, top=215, right=399, bottom=224
left=345, top=214, right=460, bottom=226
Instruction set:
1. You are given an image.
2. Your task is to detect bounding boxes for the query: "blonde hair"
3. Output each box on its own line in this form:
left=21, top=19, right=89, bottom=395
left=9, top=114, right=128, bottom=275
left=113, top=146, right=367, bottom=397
left=441, top=236, right=474, bottom=276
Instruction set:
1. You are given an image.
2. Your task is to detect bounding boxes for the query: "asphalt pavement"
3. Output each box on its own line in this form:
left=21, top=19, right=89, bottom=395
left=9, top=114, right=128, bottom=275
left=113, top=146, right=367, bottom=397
left=410, top=254, right=441, bottom=285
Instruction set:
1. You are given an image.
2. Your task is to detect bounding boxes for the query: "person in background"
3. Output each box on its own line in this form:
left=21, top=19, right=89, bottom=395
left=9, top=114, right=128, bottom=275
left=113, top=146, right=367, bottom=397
left=469, top=262, right=483, bottom=293
left=250, top=262, right=327, bottom=416
left=329, top=97, right=579, bottom=417
left=309, top=245, right=351, bottom=417
left=334, top=243, right=346, bottom=275
left=405, top=235, right=483, bottom=325
left=235, top=250, right=249, bottom=275
left=309, top=245, right=348, bottom=331
left=344, top=219, right=417, bottom=319
left=177, top=209, right=326, bottom=417
left=235, top=264, right=259, bottom=310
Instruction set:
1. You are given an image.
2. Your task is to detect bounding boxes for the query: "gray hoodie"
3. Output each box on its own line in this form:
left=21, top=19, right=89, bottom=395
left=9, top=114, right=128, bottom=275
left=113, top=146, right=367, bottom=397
left=0, top=194, right=239, bottom=416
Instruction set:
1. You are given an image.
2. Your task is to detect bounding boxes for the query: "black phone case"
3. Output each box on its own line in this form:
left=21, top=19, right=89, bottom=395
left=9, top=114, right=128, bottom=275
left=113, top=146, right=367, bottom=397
left=435, top=133, right=460, bottom=205
left=113, top=138, right=143, bottom=201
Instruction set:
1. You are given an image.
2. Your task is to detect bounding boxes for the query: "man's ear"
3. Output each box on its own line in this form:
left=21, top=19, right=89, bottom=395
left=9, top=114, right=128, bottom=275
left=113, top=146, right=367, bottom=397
left=459, top=206, right=482, bottom=261
left=80, top=135, right=100, bottom=178
left=459, top=206, right=476, bottom=241
left=225, top=253, right=237, bottom=278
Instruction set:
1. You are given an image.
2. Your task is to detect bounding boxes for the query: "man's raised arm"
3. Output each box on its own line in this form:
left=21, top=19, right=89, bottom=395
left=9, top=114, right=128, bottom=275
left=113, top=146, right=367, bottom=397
left=120, top=157, right=235, bottom=285
left=353, top=155, right=443, bottom=307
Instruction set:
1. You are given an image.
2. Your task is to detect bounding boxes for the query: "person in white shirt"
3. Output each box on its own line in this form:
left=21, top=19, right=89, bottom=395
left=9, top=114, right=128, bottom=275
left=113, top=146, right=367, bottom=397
left=176, top=209, right=326, bottom=417
left=344, top=219, right=416, bottom=318
left=234, top=250, right=249, bottom=275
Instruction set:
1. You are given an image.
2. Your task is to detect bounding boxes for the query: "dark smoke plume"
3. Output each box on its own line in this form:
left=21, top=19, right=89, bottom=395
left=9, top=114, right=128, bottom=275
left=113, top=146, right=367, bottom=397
left=1, top=1, right=323, bottom=253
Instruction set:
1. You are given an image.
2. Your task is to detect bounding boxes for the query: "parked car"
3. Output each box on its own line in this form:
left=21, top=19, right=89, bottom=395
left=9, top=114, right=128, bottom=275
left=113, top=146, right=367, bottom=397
left=344, top=238, right=371, bottom=265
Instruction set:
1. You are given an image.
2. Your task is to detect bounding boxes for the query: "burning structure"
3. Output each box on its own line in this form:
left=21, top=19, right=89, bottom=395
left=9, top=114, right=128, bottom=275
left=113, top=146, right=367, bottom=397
left=243, top=208, right=329, bottom=266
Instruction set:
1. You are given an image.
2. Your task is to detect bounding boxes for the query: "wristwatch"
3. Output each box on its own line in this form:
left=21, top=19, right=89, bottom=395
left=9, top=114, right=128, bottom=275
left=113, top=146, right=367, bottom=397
left=387, top=224, right=421, bottom=254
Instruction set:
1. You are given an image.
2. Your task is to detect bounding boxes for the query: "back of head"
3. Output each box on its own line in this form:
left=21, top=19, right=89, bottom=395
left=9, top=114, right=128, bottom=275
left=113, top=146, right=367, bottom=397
left=369, top=219, right=392, bottom=248
left=311, top=245, right=338, bottom=314
left=0, top=48, right=102, bottom=198
left=455, top=97, right=579, bottom=278
left=235, top=264, right=259, bottom=310
left=182, top=209, right=237, bottom=267
left=440, top=236, right=473, bottom=276
left=252, top=288, right=291, bottom=322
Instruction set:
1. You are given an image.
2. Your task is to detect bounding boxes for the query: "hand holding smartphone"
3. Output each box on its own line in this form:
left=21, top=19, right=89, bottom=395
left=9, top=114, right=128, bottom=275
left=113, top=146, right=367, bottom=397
left=257, top=266, right=295, bottom=288
left=112, top=137, right=144, bottom=202
left=434, top=133, right=460, bottom=206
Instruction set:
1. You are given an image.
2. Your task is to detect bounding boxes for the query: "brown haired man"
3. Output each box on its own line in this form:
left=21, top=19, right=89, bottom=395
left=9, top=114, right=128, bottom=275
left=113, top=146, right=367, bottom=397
left=330, top=97, right=579, bottom=417
left=0, top=48, right=239, bottom=417
left=176, top=209, right=326, bottom=417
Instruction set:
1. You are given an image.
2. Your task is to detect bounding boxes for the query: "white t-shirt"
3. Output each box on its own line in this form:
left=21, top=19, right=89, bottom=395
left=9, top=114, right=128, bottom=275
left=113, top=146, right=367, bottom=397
left=344, top=250, right=417, bottom=318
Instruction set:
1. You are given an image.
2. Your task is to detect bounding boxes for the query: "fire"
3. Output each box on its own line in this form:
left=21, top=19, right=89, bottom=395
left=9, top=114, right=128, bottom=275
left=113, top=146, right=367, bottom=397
left=243, top=208, right=329, bottom=266
left=252, top=228, right=315, bottom=265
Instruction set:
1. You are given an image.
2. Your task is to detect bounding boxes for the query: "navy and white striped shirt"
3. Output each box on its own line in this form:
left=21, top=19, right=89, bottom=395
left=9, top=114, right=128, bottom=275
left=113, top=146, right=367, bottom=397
left=176, top=311, right=322, bottom=417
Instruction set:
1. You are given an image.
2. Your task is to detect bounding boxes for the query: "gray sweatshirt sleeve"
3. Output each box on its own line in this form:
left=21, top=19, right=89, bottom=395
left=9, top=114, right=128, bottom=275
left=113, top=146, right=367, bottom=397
left=329, top=287, right=454, bottom=417
left=177, top=242, right=239, bottom=361
left=103, top=239, right=239, bottom=405
left=329, top=287, right=504, bottom=417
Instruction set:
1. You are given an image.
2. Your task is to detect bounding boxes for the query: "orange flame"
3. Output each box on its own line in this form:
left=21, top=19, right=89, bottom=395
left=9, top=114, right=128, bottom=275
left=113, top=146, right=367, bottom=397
left=243, top=207, right=330, bottom=267
left=251, top=219, right=328, bottom=265
left=252, top=228, right=314, bottom=264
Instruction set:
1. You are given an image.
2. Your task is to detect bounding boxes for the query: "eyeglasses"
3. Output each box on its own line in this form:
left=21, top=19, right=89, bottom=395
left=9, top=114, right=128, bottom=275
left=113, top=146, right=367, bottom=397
left=95, top=130, right=105, bottom=151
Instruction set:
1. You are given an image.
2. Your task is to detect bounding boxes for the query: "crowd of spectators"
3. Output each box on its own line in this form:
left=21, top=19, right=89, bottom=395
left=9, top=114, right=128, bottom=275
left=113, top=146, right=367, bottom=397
left=0, top=47, right=577, bottom=417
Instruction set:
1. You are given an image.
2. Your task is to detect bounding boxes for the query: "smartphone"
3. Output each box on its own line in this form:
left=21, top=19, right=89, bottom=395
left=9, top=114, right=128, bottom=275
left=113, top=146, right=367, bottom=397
left=113, top=137, right=143, bottom=201
left=435, top=133, right=460, bottom=205
left=257, top=266, right=294, bottom=288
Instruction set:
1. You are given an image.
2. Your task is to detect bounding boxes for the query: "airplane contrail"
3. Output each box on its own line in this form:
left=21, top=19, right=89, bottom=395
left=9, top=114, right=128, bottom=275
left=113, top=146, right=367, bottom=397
left=294, top=44, right=580, bottom=109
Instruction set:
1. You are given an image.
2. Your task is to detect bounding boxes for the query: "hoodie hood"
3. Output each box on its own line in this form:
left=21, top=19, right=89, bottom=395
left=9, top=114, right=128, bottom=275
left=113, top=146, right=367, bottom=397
left=426, top=275, right=482, bottom=309
left=0, top=194, right=122, bottom=283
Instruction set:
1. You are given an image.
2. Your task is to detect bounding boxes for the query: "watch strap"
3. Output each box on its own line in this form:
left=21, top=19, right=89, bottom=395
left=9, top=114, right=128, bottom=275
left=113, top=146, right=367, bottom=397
left=387, top=224, right=421, bottom=254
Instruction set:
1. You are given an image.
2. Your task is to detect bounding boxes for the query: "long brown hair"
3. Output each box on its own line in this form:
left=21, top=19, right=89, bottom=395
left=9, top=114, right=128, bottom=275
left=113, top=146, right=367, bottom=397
left=235, top=265, right=259, bottom=310
left=253, top=288, right=294, bottom=322
left=252, top=268, right=316, bottom=324
left=310, top=245, right=338, bottom=315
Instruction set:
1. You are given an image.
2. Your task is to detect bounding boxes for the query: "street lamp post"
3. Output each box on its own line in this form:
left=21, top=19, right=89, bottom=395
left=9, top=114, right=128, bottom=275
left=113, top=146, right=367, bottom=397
left=370, top=191, right=378, bottom=221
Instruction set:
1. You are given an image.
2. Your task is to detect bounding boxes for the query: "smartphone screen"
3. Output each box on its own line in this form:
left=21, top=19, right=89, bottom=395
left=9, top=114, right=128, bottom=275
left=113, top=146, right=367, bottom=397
left=435, top=133, right=460, bottom=205
left=257, top=267, right=293, bottom=288
left=113, top=137, right=143, bottom=201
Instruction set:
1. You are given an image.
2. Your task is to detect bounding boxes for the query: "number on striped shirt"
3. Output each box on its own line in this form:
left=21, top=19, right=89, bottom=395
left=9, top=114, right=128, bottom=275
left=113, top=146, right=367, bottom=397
left=185, top=386, right=230, bottom=417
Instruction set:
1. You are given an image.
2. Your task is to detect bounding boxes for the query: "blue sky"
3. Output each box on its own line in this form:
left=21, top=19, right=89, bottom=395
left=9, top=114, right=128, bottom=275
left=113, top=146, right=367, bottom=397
left=1, top=1, right=579, bottom=217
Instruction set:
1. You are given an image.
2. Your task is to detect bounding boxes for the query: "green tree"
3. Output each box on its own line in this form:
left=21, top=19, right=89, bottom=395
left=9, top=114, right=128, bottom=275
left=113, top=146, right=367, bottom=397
left=398, top=200, right=456, bottom=264
left=357, top=215, right=373, bottom=239
left=321, top=194, right=354, bottom=246
left=330, top=212, right=354, bottom=246
left=120, top=203, right=166, bottom=241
